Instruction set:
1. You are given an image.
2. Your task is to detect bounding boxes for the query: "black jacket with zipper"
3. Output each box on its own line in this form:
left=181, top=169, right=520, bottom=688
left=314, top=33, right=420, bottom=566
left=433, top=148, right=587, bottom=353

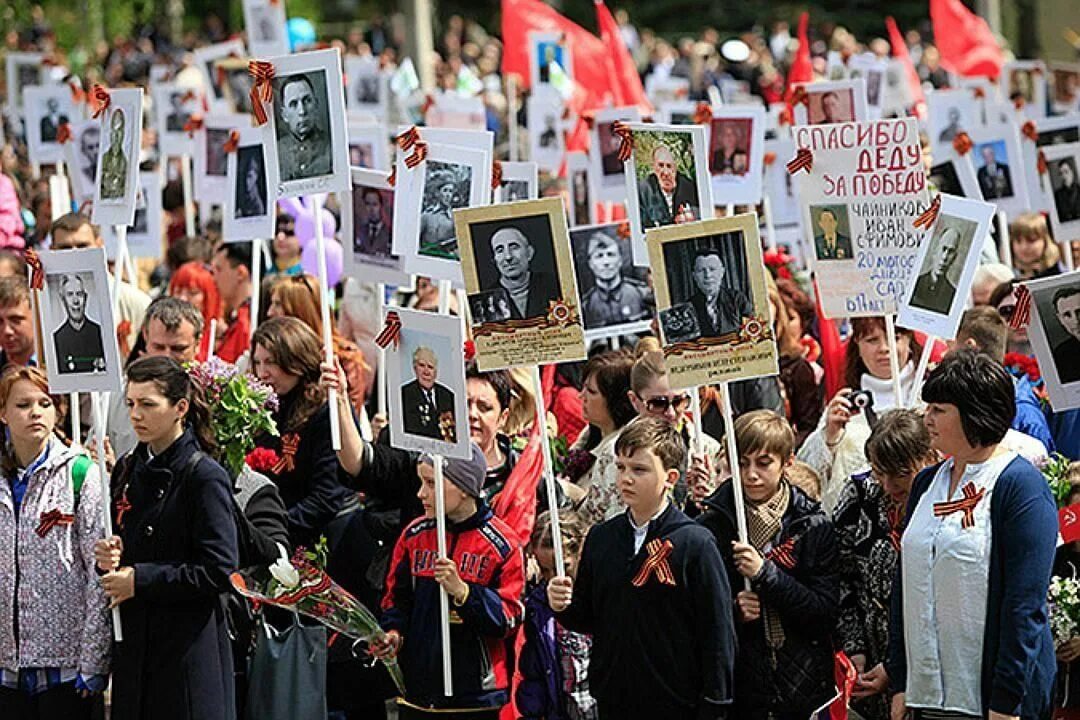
left=697, top=481, right=839, bottom=719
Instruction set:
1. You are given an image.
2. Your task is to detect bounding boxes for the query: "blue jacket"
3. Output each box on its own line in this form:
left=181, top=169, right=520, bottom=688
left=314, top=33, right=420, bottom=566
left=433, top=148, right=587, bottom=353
left=886, top=455, right=1058, bottom=718
left=516, top=583, right=568, bottom=720
left=1049, top=408, right=1080, bottom=461
left=1013, top=375, right=1054, bottom=453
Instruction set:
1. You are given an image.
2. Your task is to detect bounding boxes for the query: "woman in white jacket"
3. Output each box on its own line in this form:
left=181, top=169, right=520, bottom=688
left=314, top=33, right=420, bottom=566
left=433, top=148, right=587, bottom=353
left=0, top=366, right=110, bottom=719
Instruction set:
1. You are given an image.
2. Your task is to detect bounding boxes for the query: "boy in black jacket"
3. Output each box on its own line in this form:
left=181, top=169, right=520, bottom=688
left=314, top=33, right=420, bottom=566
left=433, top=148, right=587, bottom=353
left=697, top=410, right=840, bottom=719
left=547, top=417, right=735, bottom=720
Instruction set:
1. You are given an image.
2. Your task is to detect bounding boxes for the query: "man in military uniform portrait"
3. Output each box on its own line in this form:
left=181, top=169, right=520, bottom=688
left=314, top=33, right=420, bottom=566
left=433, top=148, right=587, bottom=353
left=400, top=346, right=456, bottom=441
left=99, top=108, right=129, bottom=201
left=1050, top=285, right=1080, bottom=384
left=51, top=274, right=105, bottom=374
left=579, top=230, right=652, bottom=329
left=275, top=73, right=332, bottom=182
left=910, top=224, right=962, bottom=314
left=812, top=206, right=853, bottom=261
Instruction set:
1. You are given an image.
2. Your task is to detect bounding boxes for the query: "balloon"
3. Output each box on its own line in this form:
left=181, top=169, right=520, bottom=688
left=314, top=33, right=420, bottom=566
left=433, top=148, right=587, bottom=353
left=287, top=18, right=317, bottom=52
left=276, top=196, right=336, bottom=253
left=301, top=236, right=344, bottom=288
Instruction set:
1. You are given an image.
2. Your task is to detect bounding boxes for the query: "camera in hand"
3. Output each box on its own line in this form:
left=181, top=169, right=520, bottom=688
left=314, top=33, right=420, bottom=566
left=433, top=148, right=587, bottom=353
left=848, top=390, right=873, bottom=413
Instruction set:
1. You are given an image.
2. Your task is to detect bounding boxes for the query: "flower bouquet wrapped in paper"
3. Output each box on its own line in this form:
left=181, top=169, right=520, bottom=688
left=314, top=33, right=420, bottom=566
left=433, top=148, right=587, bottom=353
left=230, top=539, right=406, bottom=694
left=1049, top=575, right=1080, bottom=647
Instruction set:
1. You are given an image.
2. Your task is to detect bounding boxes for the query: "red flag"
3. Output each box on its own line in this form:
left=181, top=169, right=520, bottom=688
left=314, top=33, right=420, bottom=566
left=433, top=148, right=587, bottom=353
left=812, top=276, right=845, bottom=401
left=808, top=651, right=858, bottom=719
left=930, top=0, right=1004, bottom=79
left=595, top=0, right=652, bottom=114
left=1061, top=503, right=1080, bottom=544
left=490, top=421, right=545, bottom=544
left=885, top=17, right=927, bottom=118
left=785, top=12, right=813, bottom=102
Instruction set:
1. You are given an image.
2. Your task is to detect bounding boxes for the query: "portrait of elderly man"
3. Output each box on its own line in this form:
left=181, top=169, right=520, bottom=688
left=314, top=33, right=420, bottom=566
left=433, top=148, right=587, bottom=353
left=1050, top=285, right=1080, bottom=384
left=638, top=141, right=699, bottom=229
left=910, top=225, right=962, bottom=314
left=580, top=231, right=652, bottom=328
left=78, top=125, right=101, bottom=184
left=687, top=247, right=753, bottom=338
left=52, top=273, right=105, bottom=374
left=100, top=108, right=129, bottom=200
left=276, top=73, right=332, bottom=182
left=400, top=346, right=457, bottom=440
left=484, top=226, right=561, bottom=321
left=39, top=96, right=69, bottom=142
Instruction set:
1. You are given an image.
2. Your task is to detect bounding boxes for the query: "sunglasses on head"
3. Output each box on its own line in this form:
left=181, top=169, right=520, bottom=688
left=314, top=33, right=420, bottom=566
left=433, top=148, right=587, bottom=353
left=642, top=393, right=691, bottom=413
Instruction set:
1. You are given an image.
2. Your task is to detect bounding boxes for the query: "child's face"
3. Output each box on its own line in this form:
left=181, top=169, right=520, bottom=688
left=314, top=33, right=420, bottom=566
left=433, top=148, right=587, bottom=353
left=417, top=462, right=473, bottom=519
left=616, top=447, right=677, bottom=515
left=739, top=448, right=791, bottom=503
left=535, top=544, right=577, bottom=581
left=1012, top=232, right=1045, bottom=266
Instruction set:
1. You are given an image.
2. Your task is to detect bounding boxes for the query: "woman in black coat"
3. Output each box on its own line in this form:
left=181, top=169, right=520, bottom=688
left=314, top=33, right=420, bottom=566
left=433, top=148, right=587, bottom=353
left=94, top=356, right=238, bottom=720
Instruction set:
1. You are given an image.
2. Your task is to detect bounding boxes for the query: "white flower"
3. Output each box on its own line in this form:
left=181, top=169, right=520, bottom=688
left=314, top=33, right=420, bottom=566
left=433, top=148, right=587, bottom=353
left=269, top=543, right=300, bottom=588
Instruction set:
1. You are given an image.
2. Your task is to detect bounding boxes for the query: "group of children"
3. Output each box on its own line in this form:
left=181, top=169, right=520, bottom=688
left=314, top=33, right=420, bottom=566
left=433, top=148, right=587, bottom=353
left=374, top=409, right=838, bottom=720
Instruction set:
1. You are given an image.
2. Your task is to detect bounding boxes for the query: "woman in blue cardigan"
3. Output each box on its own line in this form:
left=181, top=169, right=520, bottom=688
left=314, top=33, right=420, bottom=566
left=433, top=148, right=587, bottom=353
left=886, top=349, right=1057, bottom=720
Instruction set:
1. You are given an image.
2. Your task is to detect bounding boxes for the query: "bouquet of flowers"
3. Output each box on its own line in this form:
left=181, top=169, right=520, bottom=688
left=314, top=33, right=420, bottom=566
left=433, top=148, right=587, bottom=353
left=230, top=538, right=406, bottom=694
left=189, top=357, right=279, bottom=478
left=1041, top=452, right=1075, bottom=508
left=1049, top=576, right=1080, bottom=647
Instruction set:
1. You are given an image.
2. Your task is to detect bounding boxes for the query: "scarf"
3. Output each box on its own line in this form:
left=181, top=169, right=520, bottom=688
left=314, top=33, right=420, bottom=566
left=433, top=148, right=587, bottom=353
left=746, top=482, right=790, bottom=651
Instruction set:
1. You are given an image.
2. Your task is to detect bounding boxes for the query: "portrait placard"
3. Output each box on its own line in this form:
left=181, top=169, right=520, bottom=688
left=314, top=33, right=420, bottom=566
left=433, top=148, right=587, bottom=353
left=214, top=57, right=256, bottom=115
left=455, top=197, right=587, bottom=370
left=790, top=117, right=931, bottom=317
left=1042, top=142, right=1080, bottom=243
left=193, top=40, right=247, bottom=111
left=622, top=123, right=713, bottom=264
left=897, top=194, right=996, bottom=339
left=927, top=89, right=980, bottom=153
left=648, top=214, right=778, bottom=388
left=345, top=56, right=389, bottom=121
left=406, top=126, right=495, bottom=158
left=347, top=122, right=390, bottom=171
left=880, top=59, right=915, bottom=118
left=571, top=222, right=654, bottom=340
left=153, top=83, right=201, bottom=157
left=91, top=88, right=144, bottom=228
left=4, top=52, right=44, bottom=116
left=194, top=113, right=249, bottom=202
left=792, top=79, right=868, bottom=126
left=125, top=172, right=164, bottom=259
left=1050, top=63, right=1080, bottom=115
left=528, top=32, right=573, bottom=90
left=392, top=141, right=491, bottom=284
left=243, top=0, right=289, bottom=58
left=224, top=126, right=274, bottom=241
left=708, top=105, right=766, bottom=205
left=425, top=93, right=487, bottom=130
left=1002, top=60, right=1048, bottom=119
left=262, top=48, right=351, bottom=198
left=527, top=91, right=565, bottom=174
left=928, top=148, right=983, bottom=201
left=340, top=167, right=410, bottom=286
left=566, top=151, right=595, bottom=227
left=847, top=56, right=888, bottom=116
left=657, top=101, right=698, bottom=126
left=1025, top=271, right=1080, bottom=411
left=494, top=161, right=538, bottom=203
left=385, top=307, right=470, bottom=459
left=590, top=106, right=642, bottom=202
left=645, top=76, right=690, bottom=107
left=24, top=85, right=82, bottom=165
left=63, top=120, right=101, bottom=205
left=967, top=122, right=1031, bottom=219
left=763, top=138, right=799, bottom=227
left=37, top=248, right=123, bottom=394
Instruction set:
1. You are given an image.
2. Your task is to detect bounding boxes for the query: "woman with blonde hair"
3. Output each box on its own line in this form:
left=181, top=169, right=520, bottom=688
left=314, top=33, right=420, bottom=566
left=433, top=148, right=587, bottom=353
left=1010, top=212, right=1063, bottom=280
left=0, top=366, right=110, bottom=719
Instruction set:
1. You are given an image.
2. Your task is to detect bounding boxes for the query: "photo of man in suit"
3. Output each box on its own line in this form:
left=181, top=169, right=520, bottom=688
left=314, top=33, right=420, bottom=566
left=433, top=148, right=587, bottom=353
left=976, top=143, right=1014, bottom=199
left=812, top=206, right=853, bottom=261
left=52, top=274, right=105, bottom=374
left=165, top=92, right=191, bottom=133
left=638, top=142, right=699, bottom=229
left=400, top=346, right=457, bottom=441
left=688, top=248, right=753, bottom=337
left=39, top=97, right=69, bottom=143
left=485, top=226, right=561, bottom=320
left=1051, top=286, right=1080, bottom=384
left=910, top=225, right=961, bottom=314
left=354, top=186, right=392, bottom=256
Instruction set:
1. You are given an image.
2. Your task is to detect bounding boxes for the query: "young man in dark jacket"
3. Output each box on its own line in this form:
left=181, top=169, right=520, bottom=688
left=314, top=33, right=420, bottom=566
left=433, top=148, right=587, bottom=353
left=697, top=410, right=840, bottom=719
left=547, top=417, right=736, bottom=720
left=372, top=443, right=525, bottom=718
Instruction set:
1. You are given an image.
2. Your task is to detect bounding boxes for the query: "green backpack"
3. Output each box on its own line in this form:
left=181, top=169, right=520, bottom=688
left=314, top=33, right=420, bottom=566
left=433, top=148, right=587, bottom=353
left=71, top=455, right=92, bottom=503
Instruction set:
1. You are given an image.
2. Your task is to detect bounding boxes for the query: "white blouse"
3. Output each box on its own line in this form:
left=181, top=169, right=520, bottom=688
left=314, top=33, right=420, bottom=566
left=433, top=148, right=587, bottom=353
left=901, top=451, right=1016, bottom=716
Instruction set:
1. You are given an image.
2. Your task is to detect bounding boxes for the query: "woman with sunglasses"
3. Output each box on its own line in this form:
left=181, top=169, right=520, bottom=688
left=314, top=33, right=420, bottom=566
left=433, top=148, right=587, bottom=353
left=269, top=215, right=303, bottom=278
left=798, top=317, right=922, bottom=515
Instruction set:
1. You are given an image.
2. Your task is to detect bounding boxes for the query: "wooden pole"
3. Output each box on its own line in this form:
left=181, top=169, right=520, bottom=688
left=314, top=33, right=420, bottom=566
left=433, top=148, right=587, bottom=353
left=908, top=335, right=936, bottom=408
left=179, top=155, right=196, bottom=237
left=720, top=383, right=750, bottom=591
left=91, top=392, right=123, bottom=641
left=531, top=365, right=566, bottom=578
left=432, top=454, right=453, bottom=696
left=249, top=238, right=262, bottom=349
left=507, top=75, right=519, bottom=163
left=310, top=195, right=341, bottom=451
left=884, top=313, right=904, bottom=406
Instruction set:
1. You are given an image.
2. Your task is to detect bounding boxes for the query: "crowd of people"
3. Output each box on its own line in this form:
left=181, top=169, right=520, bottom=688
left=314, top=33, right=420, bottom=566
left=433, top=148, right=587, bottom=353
left=0, top=5, right=1079, bottom=720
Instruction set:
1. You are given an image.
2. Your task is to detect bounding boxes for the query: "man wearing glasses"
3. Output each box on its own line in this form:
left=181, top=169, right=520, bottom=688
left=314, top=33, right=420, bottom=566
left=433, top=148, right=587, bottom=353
left=53, top=273, right=106, bottom=374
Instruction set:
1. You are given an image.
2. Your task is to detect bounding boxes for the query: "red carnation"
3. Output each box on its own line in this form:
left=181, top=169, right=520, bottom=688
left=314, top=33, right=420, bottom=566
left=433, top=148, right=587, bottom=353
left=246, top=447, right=281, bottom=473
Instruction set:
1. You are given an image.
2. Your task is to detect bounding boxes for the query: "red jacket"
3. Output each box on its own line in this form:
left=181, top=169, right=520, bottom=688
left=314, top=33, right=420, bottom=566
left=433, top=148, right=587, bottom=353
left=382, top=505, right=526, bottom=709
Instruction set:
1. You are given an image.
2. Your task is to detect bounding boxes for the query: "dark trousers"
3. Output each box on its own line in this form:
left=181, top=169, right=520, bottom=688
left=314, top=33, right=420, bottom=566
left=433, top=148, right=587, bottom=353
left=0, top=682, right=103, bottom=720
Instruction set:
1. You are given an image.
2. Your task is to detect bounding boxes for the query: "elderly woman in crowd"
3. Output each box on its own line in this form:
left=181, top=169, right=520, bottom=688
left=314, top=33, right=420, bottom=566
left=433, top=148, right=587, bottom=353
left=886, top=349, right=1057, bottom=720
left=798, top=317, right=921, bottom=513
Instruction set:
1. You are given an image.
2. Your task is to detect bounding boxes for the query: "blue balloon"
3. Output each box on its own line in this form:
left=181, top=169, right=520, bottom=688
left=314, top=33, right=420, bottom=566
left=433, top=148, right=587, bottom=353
left=287, top=17, right=316, bottom=51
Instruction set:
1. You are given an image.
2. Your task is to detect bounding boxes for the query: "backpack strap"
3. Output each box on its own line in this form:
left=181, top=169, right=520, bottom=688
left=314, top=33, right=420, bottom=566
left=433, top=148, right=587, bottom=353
left=71, top=454, right=93, bottom=503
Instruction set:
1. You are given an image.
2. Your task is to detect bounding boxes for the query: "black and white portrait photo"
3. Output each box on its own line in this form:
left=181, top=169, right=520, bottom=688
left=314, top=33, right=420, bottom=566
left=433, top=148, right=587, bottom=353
left=1042, top=143, right=1080, bottom=241
left=38, top=248, right=123, bottom=394
left=1026, top=273, right=1080, bottom=410
left=243, top=0, right=288, bottom=57
left=909, top=217, right=974, bottom=315
left=570, top=166, right=592, bottom=226
left=419, top=160, right=472, bottom=259
left=195, top=114, right=246, bottom=203
left=153, top=84, right=199, bottom=157
left=527, top=90, right=565, bottom=174
left=234, top=146, right=268, bottom=219
left=99, top=108, right=130, bottom=201
left=468, top=214, right=562, bottom=321
left=494, top=161, right=538, bottom=204
left=4, top=52, right=43, bottom=114
left=468, top=290, right=513, bottom=324
left=23, top=86, right=81, bottom=165
left=62, top=121, right=100, bottom=204
left=386, top=308, right=471, bottom=459
left=660, top=232, right=753, bottom=341
left=217, top=59, right=255, bottom=115
left=345, top=56, right=388, bottom=119
left=810, top=204, right=854, bottom=262
left=1046, top=284, right=1080, bottom=385
left=929, top=160, right=964, bottom=197
left=92, top=88, right=143, bottom=228
left=571, top=223, right=653, bottom=335
left=223, top=127, right=274, bottom=242
left=38, top=97, right=69, bottom=142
